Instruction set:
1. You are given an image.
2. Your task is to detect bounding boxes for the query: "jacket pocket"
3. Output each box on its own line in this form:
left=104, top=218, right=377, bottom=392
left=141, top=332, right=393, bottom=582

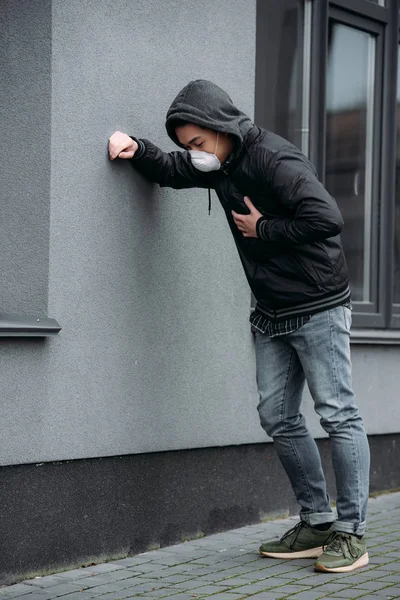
left=291, top=254, right=323, bottom=288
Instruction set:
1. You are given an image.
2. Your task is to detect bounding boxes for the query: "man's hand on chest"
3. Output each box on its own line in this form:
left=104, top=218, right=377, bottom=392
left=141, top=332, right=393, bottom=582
left=232, top=196, right=264, bottom=238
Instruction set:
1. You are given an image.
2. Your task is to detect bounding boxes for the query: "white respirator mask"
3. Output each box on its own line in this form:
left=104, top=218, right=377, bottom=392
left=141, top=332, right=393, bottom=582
left=189, top=132, right=221, bottom=172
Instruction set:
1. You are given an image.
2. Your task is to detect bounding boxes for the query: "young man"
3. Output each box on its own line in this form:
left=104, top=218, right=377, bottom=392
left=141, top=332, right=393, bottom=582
left=108, top=79, right=370, bottom=573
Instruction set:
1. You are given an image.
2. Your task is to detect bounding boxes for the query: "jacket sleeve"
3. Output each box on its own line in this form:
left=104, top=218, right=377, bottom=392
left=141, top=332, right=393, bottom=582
left=129, top=137, right=214, bottom=190
left=256, top=146, right=344, bottom=245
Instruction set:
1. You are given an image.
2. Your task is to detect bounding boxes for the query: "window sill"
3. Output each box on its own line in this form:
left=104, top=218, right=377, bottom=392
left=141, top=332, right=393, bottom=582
left=0, top=313, right=61, bottom=337
left=351, top=329, right=400, bottom=345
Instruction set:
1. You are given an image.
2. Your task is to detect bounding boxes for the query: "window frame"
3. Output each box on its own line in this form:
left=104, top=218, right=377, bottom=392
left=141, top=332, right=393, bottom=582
left=326, top=9, right=384, bottom=328
left=310, top=0, right=399, bottom=334
left=255, top=0, right=400, bottom=337
left=391, top=34, right=400, bottom=329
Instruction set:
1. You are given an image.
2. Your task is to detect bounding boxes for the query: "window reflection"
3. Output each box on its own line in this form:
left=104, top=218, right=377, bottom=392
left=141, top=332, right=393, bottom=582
left=255, top=0, right=309, bottom=152
left=326, top=23, right=375, bottom=302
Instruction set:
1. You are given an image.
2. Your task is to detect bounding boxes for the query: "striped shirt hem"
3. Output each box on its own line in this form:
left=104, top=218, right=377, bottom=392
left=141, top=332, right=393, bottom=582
left=250, top=300, right=352, bottom=338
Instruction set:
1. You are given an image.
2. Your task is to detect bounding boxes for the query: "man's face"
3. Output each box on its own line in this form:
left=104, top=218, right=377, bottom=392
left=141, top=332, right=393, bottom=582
left=175, top=123, right=233, bottom=164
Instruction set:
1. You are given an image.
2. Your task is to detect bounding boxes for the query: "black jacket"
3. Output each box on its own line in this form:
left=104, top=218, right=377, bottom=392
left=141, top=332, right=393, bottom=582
left=130, top=80, right=350, bottom=320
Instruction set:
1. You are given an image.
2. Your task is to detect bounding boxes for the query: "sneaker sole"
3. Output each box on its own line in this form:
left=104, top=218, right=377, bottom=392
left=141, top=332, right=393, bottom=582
left=314, top=552, right=369, bottom=573
left=259, top=546, right=324, bottom=559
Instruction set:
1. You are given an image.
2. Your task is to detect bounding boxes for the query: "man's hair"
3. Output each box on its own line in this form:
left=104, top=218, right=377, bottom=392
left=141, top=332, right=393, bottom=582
left=173, top=119, right=190, bottom=131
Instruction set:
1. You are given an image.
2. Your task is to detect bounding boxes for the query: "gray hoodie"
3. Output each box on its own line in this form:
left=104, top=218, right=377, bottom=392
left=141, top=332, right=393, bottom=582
left=165, top=79, right=253, bottom=153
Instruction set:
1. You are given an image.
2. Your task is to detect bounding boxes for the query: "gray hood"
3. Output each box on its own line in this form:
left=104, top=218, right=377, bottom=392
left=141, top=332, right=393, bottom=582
left=165, top=80, right=253, bottom=148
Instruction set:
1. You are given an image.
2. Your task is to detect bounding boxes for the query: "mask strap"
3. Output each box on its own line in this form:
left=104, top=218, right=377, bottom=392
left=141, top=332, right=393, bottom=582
left=214, top=132, right=219, bottom=157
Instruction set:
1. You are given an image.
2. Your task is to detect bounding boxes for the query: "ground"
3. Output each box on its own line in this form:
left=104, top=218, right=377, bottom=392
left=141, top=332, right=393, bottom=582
left=2, top=492, right=400, bottom=600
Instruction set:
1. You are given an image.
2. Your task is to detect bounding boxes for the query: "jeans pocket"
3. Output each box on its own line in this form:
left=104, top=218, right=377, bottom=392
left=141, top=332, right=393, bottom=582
left=342, top=306, right=352, bottom=331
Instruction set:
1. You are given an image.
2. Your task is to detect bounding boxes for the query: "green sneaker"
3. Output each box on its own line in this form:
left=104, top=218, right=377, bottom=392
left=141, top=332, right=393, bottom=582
left=259, top=521, right=333, bottom=559
left=314, top=532, right=369, bottom=573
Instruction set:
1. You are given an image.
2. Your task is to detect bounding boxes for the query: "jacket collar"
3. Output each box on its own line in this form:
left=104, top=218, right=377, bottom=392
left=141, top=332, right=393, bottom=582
left=221, top=125, right=258, bottom=175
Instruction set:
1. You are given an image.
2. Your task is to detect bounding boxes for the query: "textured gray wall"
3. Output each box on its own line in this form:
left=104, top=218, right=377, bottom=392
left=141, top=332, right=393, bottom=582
left=0, top=0, right=399, bottom=468
left=0, top=0, right=51, bottom=314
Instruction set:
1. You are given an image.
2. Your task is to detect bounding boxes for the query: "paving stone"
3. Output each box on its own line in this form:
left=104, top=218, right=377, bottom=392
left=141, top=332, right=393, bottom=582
left=331, top=590, right=375, bottom=598
left=33, top=570, right=89, bottom=582
left=203, top=594, right=244, bottom=600
left=225, top=555, right=264, bottom=564
left=223, top=582, right=280, bottom=595
left=148, top=557, right=196, bottom=567
left=256, top=561, right=307, bottom=573
left=109, top=556, right=154, bottom=567
left=46, top=593, right=95, bottom=600
left=11, top=577, right=66, bottom=589
left=0, top=584, right=38, bottom=597
left=131, top=588, right=180, bottom=599
left=1, top=594, right=55, bottom=600
left=138, top=550, right=181, bottom=560
left=243, top=575, right=297, bottom=588
left=310, top=583, right=349, bottom=593
left=166, top=573, right=220, bottom=586
left=283, top=592, right=327, bottom=600
left=294, top=574, right=338, bottom=586
left=365, top=570, right=400, bottom=578
left=145, top=595, right=198, bottom=600
left=373, top=563, right=400, bottom=572
left=29, top=582, right=89, bottom=596
left=82, top=563, right=126, bottom=574
left=104, top=581, right=161, bottom=595
left=378, top=587, right=400, bottom=597
left=154, top=576, right=196, bottom=585
left=274, top=583, right=314, bottom=593
left=74, top=572, right=139, bottom=588
left=375, top=575, right=400, bottom=584
left=76, top=581, right=134, bottom=595
left=94, top=569, right=143, bottom=583
left=235, top=568, right=299, bottom=582
left=180, top=584, right=231, bottom=595
left=369, top=557, right=399, bottom=565
left=122, top=597, right=160, bottom=600
left=92, top=593, right=133, bottom=600
left=242, top=593, right=297, bottom=600
left=182, top=565, right=227, bottom=575
left=212, top=577, right=261, bottom=587
left=358, top=581, right=398, bottom=591
left=65, top=592, right=108, bottom=600
left=127, top=563, right=170, bottom=574
left=212, top=569, right=268, bottom=582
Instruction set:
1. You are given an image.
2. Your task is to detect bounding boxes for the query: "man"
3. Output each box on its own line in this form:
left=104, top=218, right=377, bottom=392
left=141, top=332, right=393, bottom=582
left=108, top=79, right=370, bottom=573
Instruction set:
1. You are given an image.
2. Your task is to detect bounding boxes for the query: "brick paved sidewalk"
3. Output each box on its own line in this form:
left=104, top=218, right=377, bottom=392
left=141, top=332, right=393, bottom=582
left=2, top=492, right=400, bottom=600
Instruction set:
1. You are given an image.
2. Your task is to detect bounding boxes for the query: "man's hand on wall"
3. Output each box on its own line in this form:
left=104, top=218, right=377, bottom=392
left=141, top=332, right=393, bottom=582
left=108, top=131, right=138, bottom=160
left=232, top=197, right=262, bottom=238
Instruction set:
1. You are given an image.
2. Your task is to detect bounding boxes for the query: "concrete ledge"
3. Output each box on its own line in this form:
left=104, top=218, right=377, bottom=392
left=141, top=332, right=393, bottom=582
left=351, top=329, right=400, bottom=344
left=0, top=313, right=61, bottom=337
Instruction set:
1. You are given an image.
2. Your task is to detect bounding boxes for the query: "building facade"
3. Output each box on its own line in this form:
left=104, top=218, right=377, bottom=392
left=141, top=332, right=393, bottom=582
left=1, top=0, right=399, bottom=585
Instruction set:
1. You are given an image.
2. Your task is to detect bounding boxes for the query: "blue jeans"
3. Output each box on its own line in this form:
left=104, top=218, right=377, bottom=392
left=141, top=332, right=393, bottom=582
left=254, top=306, right=370, bottom=536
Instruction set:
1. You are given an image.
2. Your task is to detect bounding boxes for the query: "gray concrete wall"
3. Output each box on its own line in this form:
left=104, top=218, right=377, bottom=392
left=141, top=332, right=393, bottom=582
left=0, top=0, right=51, bottom=314
left=0, top=0, right=399, bottom=468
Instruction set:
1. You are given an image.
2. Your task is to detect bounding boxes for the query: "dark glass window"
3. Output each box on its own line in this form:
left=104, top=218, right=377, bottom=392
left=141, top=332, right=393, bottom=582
left=394, top=45, right=400, bottom=307
left=255, top=0, right=310, bottom=153
left=325, top=22, right=376, bottom=303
